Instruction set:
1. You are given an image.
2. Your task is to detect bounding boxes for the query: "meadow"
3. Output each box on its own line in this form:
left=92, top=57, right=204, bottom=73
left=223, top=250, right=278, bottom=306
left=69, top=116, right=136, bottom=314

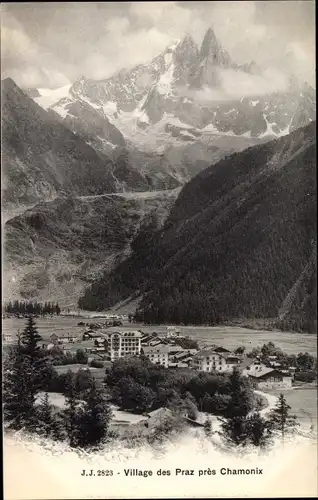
left=2, top=316, right=317, bottom=355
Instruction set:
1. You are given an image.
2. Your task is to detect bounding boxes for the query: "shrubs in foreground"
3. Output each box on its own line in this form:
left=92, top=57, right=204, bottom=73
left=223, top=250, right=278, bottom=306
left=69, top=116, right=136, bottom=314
left=3, top=317, right=112, bottom=450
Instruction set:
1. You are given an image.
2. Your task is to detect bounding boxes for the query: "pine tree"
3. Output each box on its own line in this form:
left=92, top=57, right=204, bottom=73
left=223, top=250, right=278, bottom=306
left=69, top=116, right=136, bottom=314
left=36, top=392, right=54, bottom=437
left=219, top=368, right=255, bottom=447
left=63, top=372, right=82, bottom=448
left=224, top=368, right=252, bottom=418
left=20, top=316, right=49, bottom=392
left=20, top=316, right=43, bottom=357
left=244, top=412, right=272, bottom=448
left=220, top=415, right=248, bottom=447
left=76, top=379, right=113, bottom=449
left=36, top=392, right=65, bottom=440
left=6, top=301, right=13, bottom=314
left=268, top=393, right=299, bottom=443
left=3, top=336, right=37, bottom=431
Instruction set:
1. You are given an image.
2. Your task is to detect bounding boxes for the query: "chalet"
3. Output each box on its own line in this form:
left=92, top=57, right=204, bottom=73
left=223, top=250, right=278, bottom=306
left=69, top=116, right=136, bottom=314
left=50, top=333, right=77, bottom=344
left=143, top=346, right=169, bottom=368
left=191, top=348, right=237, bottom=373
left=147, top=338, right=168, bottom=347
left=245, top=364, right=293, bottom=389
left=82, top=330, right=96, bottom=340
left=223, top=353, right=241, bottom=372
left=168, top=345, right=184, bottom=354
left=210, top=345, right=231, bottom=354
left=144, top=407, right=203, bottom=429
left=168, top=349, right=196, bottom=368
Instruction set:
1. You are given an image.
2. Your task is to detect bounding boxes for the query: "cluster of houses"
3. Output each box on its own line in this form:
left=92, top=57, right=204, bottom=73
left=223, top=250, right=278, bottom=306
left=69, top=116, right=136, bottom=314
left=4, top=324, right=295, bottom=390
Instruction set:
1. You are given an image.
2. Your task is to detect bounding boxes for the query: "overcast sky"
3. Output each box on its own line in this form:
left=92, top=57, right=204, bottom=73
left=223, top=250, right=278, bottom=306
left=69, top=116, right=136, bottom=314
left=1, top=1, right=315, bottom=89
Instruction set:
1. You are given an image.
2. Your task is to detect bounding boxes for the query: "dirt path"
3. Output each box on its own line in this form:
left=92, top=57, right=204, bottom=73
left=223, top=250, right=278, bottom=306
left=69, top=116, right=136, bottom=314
left=254, top=389, right=279, bottom=416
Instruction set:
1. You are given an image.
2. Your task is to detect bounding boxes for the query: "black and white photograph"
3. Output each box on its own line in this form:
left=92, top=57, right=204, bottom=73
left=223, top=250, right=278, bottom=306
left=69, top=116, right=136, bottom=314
left=1, top=1, right=317, bottom=498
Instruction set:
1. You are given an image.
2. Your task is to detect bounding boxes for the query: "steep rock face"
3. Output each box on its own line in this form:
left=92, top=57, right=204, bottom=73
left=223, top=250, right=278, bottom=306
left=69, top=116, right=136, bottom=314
left=78, top=123, right=316, bottom=332
left=172, top=34, right=199, bottom=85
left=62, top=99, right=125, bottom=147
left=31, top=27, right=315, bottom=144
left=2, top=78, right=117, bottom=208
left=3, top=189, right=179, bottom=305
left=189, top=27, right=231, bottom=88
left=24, top=27, right=315, bottom=198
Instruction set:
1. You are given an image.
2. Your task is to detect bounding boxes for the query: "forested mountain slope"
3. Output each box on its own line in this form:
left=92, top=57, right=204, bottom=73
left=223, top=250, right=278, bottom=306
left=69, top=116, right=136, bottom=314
left=79, top=122, right=316, bottom=332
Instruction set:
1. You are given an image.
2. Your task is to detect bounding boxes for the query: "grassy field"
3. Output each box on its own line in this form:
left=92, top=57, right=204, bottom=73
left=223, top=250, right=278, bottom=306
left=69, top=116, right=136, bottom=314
left=2, top=317, right=317, bottom=356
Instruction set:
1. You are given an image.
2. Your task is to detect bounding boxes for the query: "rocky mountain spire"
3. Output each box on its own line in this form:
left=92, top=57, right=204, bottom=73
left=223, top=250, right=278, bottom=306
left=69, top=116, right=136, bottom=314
left=173, top=33, right=199, bottom=86
left=199, top=27, right=231, bottom=68
left=187, top=27, right=230, bottom=89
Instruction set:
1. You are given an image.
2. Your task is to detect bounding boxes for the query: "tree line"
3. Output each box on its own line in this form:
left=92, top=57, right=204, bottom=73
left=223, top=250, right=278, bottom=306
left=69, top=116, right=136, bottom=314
left=4, top=300, right=61, bottom=316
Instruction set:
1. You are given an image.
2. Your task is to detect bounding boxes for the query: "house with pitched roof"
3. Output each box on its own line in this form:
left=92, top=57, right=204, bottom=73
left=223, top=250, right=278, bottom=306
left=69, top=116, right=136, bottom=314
left=244, top=364, right=293, bottom=389
left=191, top=346, right=241, bottom=373
left=142, top=345, right=169, bottom=368
left=50, top=333, right=78, bottom=344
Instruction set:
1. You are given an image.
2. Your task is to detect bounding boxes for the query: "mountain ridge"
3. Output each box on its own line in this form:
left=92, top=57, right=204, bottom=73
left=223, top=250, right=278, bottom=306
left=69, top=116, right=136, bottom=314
left=77, top=122, right=317, bottom=332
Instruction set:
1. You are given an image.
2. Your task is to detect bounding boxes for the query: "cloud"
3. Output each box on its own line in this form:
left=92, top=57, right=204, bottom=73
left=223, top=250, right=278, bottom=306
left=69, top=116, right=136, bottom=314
left=1, top=1, right=315, bottom=89
left=1, top=11, right=70, bottom=88
left=220, top=67, right=289, bottom=99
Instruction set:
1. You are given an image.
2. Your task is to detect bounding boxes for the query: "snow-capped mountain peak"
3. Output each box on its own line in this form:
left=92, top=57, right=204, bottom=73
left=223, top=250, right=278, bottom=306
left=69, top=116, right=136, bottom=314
left=28, top=26, right=315, bottom=154
left=34, top=84, right=72, bottom=109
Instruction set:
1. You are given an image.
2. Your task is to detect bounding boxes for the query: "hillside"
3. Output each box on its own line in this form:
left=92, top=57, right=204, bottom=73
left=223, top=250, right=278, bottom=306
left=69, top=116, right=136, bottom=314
left=3, top=190, right=179, bottom=306
left=1, top=78, right=118, bottom=208
left=78, top=122, right=317, bottom=332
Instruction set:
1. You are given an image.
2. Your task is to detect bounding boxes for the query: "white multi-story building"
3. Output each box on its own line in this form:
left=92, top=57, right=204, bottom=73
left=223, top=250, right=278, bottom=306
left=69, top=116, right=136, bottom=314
left=191, top=348, right=241, bottom=373
left=191, top=349, right=227, bottom=372
left=142, top=346, right=169, bottom=368
left=107, top=330, right=142, bottom=361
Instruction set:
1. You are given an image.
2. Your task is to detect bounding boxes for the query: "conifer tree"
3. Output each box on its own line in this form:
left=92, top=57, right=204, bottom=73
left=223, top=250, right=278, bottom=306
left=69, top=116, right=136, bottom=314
left=3, top=335, right=37, bottom=431
left=63, top=372, right=82, bottom=448
left=20, top=316, right=50, bottom=391
left=244, top=412, right=272, bottom=448
left=268, top=393, right=299, bottom=443
left=36, top=392, right=54, bottom=437
left=76, top=379, right=113, bottom=449
left=20, top=315, right=43, bottom=357
left=224, top=367, right=252, bottom=418
left=36, top=392, right=65, bottom=440
left=220, top=368, right=255, bottom=447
